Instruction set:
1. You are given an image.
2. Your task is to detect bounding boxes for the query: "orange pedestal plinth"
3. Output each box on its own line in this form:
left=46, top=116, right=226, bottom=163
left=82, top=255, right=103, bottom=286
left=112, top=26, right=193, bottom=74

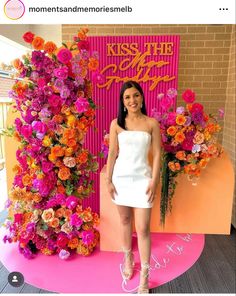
left=100, top=152, right=234, bottom=251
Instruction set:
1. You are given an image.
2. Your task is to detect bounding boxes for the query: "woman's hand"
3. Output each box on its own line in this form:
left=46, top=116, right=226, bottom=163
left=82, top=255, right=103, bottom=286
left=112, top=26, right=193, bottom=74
left=146, top=179, right=157, bottom=203
left=106, top=180, right=117, bottom=200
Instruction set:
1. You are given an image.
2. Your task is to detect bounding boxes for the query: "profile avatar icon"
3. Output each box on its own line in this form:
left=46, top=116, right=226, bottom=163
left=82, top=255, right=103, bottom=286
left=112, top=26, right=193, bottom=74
left=12, top=275, right=18, bottom=282
left=8, top=272, right=24, bottom=287
left=4, top=0, right=25, bottom=20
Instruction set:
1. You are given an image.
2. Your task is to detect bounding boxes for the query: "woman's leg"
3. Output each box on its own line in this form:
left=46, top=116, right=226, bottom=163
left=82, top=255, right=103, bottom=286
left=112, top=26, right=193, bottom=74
left=134, top=208, right=152, bottom=291
left=116, top=205, right=134, bottom=278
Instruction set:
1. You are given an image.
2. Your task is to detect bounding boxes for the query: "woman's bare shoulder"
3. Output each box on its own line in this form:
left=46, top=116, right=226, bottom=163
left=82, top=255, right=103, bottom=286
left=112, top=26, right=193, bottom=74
left=146, top=116, right=159, bottom=128
left=110, top=118, right=118, bottom=131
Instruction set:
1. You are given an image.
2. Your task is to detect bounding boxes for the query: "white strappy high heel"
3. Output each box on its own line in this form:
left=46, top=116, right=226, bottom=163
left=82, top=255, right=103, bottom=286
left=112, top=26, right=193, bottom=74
left=138, top=263, right=150, bottom=294
left=121, top=248, right=135, bottom=280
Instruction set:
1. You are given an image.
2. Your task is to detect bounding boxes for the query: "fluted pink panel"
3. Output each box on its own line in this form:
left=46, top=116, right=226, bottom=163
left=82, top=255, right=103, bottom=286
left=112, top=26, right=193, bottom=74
left=82, top=35, right=180, bottom=213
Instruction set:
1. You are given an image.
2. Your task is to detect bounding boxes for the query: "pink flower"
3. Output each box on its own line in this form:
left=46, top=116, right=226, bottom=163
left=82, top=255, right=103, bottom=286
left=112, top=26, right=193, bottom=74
left=218, top=108, right=224, bottom=119
left=37, top=78, right=46, bottom=88
left=182, top=89, right=195, bottom=103
left=70, top=213, right=83, bottom=228
left=160, top=96, right=173, bottom=111
left=48, top=94, right=62, bottom=108
left=92, top=70, right=105, bottom=84
left=53, top=67, right=68, bottom=80
left=41, top=161, right=54, bottom=173
left=191, top=103, right=204, bottom=113
left=81, top=230, right=95, bottom=245
left=166, top=112, right=177, bottom=126
left=77, top=40, right=90, bottom=51
left=167, top=88, right=177, bottom=99
left=21, top=125, right=33, bottom=138
left=57, top=48, right=72, bottom=64
left=66, top=196, right=79, bottom=210
left=75, top=97, right=89, bottom=113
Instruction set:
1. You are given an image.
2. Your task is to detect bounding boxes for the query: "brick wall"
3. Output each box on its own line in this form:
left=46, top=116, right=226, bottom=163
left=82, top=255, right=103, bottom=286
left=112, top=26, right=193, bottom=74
left=223, top=25, right=236, bottom=227
left=62, top=24, right=235, bottom=226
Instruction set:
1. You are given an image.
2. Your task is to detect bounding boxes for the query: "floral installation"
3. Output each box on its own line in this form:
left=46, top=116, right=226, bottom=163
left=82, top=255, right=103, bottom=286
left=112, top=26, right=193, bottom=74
left=152, top=88, right=224, bottom=225
left=99, top=130, right=109, bottom=158
left=3, top=28, right=102, bottom=259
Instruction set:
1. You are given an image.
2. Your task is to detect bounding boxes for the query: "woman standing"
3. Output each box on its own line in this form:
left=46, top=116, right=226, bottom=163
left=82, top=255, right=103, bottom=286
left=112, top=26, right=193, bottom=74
left=106, top=81, right=161, bottom=293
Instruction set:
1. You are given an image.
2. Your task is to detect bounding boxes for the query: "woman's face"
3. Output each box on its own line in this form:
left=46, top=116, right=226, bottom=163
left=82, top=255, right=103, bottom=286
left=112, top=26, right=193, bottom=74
left=123, top=87, right=143, bottom=113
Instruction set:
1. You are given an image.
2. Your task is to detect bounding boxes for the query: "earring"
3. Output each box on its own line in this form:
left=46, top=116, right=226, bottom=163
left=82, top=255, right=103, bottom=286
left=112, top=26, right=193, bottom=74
left=124, top=107, right=126, bottom=112
left=141, top=103, right=143, bottom=108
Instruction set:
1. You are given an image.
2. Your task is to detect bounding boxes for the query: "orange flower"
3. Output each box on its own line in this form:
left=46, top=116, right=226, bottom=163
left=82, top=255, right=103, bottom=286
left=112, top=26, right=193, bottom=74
left=33, top=193, right=42, bottom=203
left=12, top=58, right=23, bottom=70
left=175, top=162, right=181, bottom=171
left=55, top=207, right=65, bottom=218
left=41, top=248, right=54, bottom=255
left=76, top=242, right=90, bottom=256
left=22, top=174, right=32, bottom=186
left=168, top=161, right=176, bottom=172
left=68, top=237, right=79, bottom=249
left=67, top=115, right=77, bottom=127
left=51, top=145, right=65, bottom=157
left=64, top=209, right=73, bottom=220
left=61, top=105, right=71, bottom=115
left=81, top=208, right=93, bottom=222
left=52, top=114, right=64, bottom=124
left=44, top=41, right=57, bottom=54
left=186, top=103, right=193, bottom=112
left=42, top=135, right=52, bottom=147
left=63, top=128, right=76, bottom=139
left=67, top=138, right=77, bottom=148
left=58, top=166, right=71, bottom=180
left=55, top=159, right=64, bottom=167
left=193, top=131, right=204, bottom=144
left=175, top=132, right=185, bottom=143
left=77, top=150, right=88, bottom=164
left=13, top=164, right=22, bottom=174
left=57, top=184, right=66, bottom=194
left=88, top=57, right=99, bottom=71
left=65, top=147, right=74, bottom=156
left=49, top=218, right=60, bottom=228
left=199, top=158, right=208, bottom=168
left=176, top=151, right=186, bottom=160
left=13, top=131, right=21, bottom=142
left=167, top=126, right=177, bottom=136
left=176, top=115, right=187, bottom=126
left=186, top=153, right=195, bottom=162
left=32, top=36, right=45, bottom=50
left=48, top=153, right=57, bottom=163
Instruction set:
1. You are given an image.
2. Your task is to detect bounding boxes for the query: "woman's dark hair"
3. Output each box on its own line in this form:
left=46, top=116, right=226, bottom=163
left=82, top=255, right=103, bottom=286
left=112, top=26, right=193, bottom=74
left=117, top=80, right=147, bottom=130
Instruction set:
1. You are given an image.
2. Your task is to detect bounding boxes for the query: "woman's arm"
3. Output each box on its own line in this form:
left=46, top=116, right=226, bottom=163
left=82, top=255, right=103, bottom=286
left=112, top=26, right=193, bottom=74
left=106, top=119, right=119, bottom=199
left=146, top=118, right=161, bottom=202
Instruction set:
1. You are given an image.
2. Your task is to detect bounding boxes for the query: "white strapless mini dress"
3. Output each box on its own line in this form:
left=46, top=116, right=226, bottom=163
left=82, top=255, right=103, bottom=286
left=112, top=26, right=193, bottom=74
left=112, top=131, right=153, bottom=208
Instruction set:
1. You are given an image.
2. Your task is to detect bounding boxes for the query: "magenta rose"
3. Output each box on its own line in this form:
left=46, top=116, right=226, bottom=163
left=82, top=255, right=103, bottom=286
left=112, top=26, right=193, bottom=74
left=32, top=121, right=47, bottom=134
left=81, top=230, right=95, bottom=245
left=77, top=40, right=90, bottom=51
left=48, top=94, right=62, bottom=108
left=66, top=196, right=79, bottom=210
left=182, top=89, right=195, bottom=103
left=21, top=125, right=33, bottom=138
left=23, top=31, right=35, bottom=43
left=70, top=213, right=83, bottom=228
left=191, top=103, right=204, bottom=113
left=53, top=67, right=68, bottom=80
left=41, top=161, right=54, bottom=173
left=75, top=97, right=89, bottom=113
left=57, top=48, right=73, bottom=64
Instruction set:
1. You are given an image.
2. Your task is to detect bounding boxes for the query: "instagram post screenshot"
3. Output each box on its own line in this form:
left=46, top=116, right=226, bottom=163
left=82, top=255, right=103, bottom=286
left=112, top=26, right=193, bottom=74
left=0, top=0, right=235, bottom=294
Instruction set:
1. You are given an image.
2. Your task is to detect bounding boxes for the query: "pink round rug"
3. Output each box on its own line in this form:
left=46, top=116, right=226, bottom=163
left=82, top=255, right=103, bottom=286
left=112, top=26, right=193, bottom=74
left=0, top=227, right=204, bottom=293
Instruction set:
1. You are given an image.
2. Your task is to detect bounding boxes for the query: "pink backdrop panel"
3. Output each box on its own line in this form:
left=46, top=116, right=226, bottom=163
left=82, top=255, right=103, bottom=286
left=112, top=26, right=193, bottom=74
left=83, top=35, right=180, bottom=213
